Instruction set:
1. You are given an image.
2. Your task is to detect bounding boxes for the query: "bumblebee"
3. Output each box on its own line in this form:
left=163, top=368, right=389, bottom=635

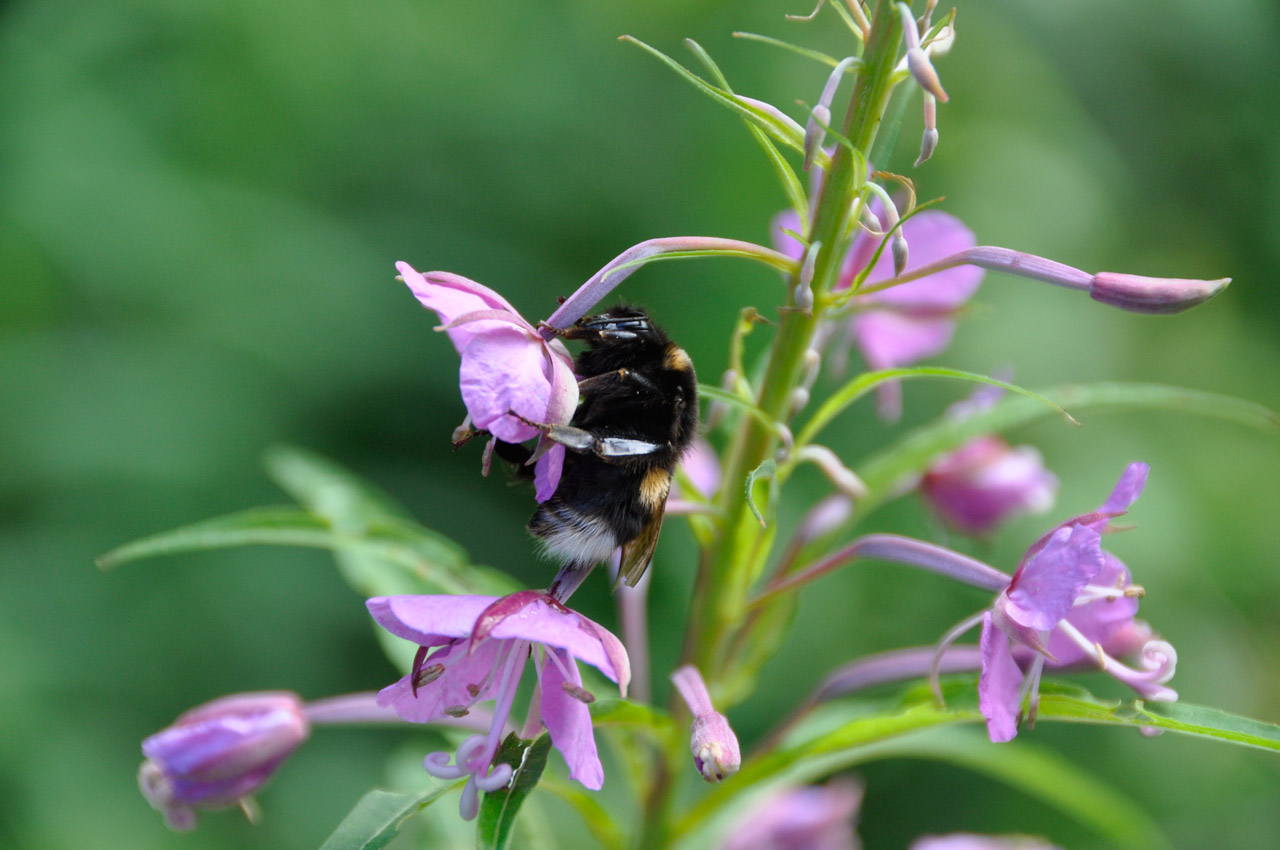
left=505, top=306, right=697, bottom=587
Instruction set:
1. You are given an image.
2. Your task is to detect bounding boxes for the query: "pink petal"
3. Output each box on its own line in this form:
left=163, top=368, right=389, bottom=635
left=487, top=600, right=626, bottom=684
left=534, top=443, right=566, bottom=503
left=1099, top=462, right=1149, bottom=515
left=396, top=263, right=524, bottom=353
left=374, top=638, right=503, bottom=724
left=847, top=211, right=983, bottom=309
left=922, top=437, right=1057, bottom=537
left=539, top=650, right=604, bottom=789
left=852, top=311, right=957, bottom=370
left=367, top=595, right=496, bottom=644
left=770, top=209, right=806, bottom=262
left=1047, top=552, right=1139, bottom=666
left=978, top=613, right=1023, bottom=743
left=1005, top=525, right=1103, bottom=631
left=458, top=326, right=554, bottom=443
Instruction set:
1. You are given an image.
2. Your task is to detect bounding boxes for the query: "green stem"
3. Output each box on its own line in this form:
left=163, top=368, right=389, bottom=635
left=679, top=0, right=905, bottom=690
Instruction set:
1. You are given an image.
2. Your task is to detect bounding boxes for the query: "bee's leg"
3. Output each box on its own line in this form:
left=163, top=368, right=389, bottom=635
left=575, top=369, right=663, bottom=397
left=508, top=411, right=663, bottom=461
left=538, top=322, right=642, bottom=343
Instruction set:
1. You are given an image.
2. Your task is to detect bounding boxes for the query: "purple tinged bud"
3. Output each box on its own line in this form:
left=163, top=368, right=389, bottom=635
left=1089, top=272, right=1231, bottom=315
left=899, top=4, right=949, bottom=102
left=795, top=241, right=819, bottom=311
left=138, top=692, right=310, bottom=831
left=671, top=665, right=740, bottom=783
left=795, top=445, right=869, bottom=499
left=916, top=93, right=939, bottom=166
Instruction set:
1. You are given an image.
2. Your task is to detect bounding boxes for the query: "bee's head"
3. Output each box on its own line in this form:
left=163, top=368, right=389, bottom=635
left=576, top=305, right=658, bottom=342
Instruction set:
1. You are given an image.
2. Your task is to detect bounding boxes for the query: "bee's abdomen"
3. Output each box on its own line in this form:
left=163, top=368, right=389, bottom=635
left=528, top=499, right=620, bottom=569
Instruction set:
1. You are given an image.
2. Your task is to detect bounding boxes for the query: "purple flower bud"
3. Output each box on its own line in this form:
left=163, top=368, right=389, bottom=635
left=138, top=692, right=310, bottom=831
left=1089, top=271, right=1230, bottom=315
left=671, top=665, right=740, bottom=782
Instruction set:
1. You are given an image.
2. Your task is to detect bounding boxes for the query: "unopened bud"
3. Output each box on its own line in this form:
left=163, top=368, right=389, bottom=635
left=794, top=241, right=819, bottom=311
left=892, top=232, right=910, bottom=277
left=916, top=93, right=939, bottom=166
left=805, top=57, right=859, bottom=172
left=138, top=692, right=310, bottom=831
left=899, top=4, right=948, bottom=102
left=1089, top=272, right=1230, bottom=315
left=670, top=665, right=740, bottom=783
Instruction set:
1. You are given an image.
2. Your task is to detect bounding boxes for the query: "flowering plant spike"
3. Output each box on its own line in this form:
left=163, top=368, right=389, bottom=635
left=113, top=2, right=1280, bottom=848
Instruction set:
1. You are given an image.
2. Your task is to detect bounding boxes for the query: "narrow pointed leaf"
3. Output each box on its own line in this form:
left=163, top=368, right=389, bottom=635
left=621, top=36, right=808, bottom=155
left=797, top=367, right=1077, bottom=449
left=477, top=734, right=554, bottom=850
left=319, top=784, right=459, bottom=850
left=854, top=382, right=1279, bottom=519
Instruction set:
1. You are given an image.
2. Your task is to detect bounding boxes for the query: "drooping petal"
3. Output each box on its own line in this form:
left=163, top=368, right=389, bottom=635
left=458, top=326, right=555, bottom=443
left=374, top=638, right=504, bottom=724
left=1099, top=461, right=1150, bottom=515
left=397, top=263, right=527, bottom=353
left=534, top=442, right=566, bottom=503
left=1004, top=524, right=1103, bottom=631
left=367, top=595, right=496, bottom=645
left=978, top=613, right=1023, bottom=743
left=538, top=650, right=604, bottom=790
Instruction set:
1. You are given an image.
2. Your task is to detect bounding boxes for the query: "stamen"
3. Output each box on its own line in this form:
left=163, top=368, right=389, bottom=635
left=561, top=682, right=596, bottom=704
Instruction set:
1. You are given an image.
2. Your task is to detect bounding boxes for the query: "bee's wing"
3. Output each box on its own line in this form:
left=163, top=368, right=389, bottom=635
left=617, top=509, right=665, bottom=588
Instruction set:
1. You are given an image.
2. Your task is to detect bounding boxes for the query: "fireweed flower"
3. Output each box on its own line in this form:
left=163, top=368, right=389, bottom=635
left=773, top=203, right=984, bottom=420
left=368, top=591, right=629, bottom=819
left=671, top=665, right=740, bottom=782
left=973, top=462, right=1177, bottom=741
left=138, top=692, right=310, bottom=831
left=397, top=261, right=578, bottom=501
left=920, top=384, right=1057, bottom=536
left=719, top=779, right=863, bottom=850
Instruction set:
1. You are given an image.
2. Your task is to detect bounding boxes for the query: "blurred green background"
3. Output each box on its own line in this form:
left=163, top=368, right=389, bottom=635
left=3, top=0, right=1279, bottom=847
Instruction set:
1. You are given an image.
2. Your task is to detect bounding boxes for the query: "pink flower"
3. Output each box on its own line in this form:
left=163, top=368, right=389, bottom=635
left=720, top=780, right=863, bottom=850
left=368, top=591, right=629, bottom=818
left=773, top=206, right=983, bottom=420
left=138, top=692, right=310, bottom=831
left=979, top=462, right=1177, bottom=741
left=397, top=262, right=578, bottom=500
left=921, top=435, right=1057, bottom=537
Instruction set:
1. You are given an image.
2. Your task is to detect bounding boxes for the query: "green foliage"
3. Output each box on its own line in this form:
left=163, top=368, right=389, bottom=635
left=477, top=734, right=554, bottom=850
left=318, top=784, right=460, bottom=850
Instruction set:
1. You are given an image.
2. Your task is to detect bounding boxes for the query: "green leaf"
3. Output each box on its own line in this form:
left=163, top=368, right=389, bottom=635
left=1040, top=694, right=1280, bottom=752
left=676, top=680, right=1280, bottom=843
left=536, top=775, right=627, bottom=850
left=796, top=367, right=1077, bottom=450
left=731, top=31, right=844, bottom=68
left=854, top=382, right=1280, bottom=520
left=318, top=784, right=459, bottom=850
left=684, top=38, right=810, bottom=234
left=744, top=458, right=777, bottom=527
left=477, top=733, right=554, bottom=850
left=264, top=443, right=414, bottom=526
left=95, top=506, right=484, bottom=595
left=621, top=37, right=811, bottom=159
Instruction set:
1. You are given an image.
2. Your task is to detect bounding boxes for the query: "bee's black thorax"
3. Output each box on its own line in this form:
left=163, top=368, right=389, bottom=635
left=528, top=305, right=698, bottom=576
